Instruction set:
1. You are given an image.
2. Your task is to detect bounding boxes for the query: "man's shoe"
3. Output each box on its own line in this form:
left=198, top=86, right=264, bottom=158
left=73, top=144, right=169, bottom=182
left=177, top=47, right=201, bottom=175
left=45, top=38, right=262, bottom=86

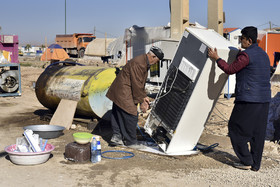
left=250, top=167, right=259, bottom=172
left=126, top=142, right=146, bottom=149
left=233, top=162, right=251, bottom=170
left=110, top=134, right=124, bottom=146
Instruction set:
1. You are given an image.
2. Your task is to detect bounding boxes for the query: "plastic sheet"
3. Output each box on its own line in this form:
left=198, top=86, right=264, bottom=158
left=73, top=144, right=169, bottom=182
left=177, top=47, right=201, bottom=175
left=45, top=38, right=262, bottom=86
left=266, top=92, right=280, bottom=140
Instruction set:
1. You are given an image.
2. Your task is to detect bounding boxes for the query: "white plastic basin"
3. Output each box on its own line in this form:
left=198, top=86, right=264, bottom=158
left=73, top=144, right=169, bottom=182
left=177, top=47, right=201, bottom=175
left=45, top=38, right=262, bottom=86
left=5, top=144, right=55, bottom=165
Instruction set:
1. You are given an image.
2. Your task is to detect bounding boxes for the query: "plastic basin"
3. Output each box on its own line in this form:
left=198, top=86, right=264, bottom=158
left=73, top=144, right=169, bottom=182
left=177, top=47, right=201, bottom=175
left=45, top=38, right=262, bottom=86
left=5, top=144, right=55, bottom=165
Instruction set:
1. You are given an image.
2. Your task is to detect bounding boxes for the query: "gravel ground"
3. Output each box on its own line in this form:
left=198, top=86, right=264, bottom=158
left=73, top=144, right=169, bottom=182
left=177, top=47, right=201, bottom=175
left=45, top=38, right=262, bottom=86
left=0, top=58, right=280, bottom=186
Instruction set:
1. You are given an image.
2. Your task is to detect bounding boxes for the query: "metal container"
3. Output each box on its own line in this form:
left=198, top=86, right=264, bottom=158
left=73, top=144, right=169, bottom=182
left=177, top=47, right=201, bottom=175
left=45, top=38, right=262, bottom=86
left=0, top=35, right=19, bottom=63
left=23, top=125, right=65, bottom=139
left=35, top=65, right=117, bottom=118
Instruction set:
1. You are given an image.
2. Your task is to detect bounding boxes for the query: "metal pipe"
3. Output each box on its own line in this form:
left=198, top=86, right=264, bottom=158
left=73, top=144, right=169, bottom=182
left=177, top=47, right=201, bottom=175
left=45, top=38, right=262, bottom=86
left=35, top=65, right=117, bottom=118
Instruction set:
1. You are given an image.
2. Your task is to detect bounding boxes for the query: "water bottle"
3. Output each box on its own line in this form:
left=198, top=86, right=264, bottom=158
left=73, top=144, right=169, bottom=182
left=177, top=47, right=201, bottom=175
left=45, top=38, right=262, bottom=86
left=91, top=137, right=98, bottom=163
left=96, top=136, right=102, bottom=162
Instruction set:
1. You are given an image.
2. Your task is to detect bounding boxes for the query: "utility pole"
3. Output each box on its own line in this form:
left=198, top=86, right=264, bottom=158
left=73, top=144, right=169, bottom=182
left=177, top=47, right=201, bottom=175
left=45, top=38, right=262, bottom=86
left=45, top=37, right=48, bottom=60
left=65, top=0, right=67, bottom=34
left=170, top=0, right=189, bottom=40
left=105, top=32, right=107, bottom=56
left=269, top=21, right=272, bottom=30
left=208, top=0, right=224, bottom=35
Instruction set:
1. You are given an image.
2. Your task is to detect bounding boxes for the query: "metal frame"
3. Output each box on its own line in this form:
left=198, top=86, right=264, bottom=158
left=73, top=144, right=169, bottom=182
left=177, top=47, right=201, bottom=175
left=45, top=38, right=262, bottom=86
left=0, top=63, right=21, bottom=97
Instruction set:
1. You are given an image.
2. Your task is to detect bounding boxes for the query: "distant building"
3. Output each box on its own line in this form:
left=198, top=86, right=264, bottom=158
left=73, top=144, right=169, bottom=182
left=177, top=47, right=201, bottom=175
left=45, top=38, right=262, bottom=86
left=222, top=28, right=241, bottom=99
left=19, top=45, right=45, bottom=56
left=223, top=28, right=241, bottom=48
left=258, top=30, right=280, bottom=67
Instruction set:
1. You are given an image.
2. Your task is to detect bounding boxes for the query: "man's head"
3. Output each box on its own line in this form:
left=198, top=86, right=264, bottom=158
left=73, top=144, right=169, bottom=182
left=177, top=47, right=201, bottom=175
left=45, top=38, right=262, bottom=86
left=240, top=26, right=258, bottom=48
left=147, top=46, right=164, bottom=65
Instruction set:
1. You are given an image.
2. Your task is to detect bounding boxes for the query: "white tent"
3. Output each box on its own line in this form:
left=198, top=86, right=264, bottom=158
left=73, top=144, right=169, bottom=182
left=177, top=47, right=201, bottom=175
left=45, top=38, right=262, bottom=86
left=85, top=38, right=116, bottom=57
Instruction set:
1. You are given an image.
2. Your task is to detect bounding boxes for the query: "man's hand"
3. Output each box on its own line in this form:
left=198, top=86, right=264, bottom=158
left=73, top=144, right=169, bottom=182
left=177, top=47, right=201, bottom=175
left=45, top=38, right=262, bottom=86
left=143, top=97, right=149, bottom=104
left=140, top=97, right=150, bottom=113
left=208, top=48, right=219, bottom=61
left=140, top=102, right=149, bottom=113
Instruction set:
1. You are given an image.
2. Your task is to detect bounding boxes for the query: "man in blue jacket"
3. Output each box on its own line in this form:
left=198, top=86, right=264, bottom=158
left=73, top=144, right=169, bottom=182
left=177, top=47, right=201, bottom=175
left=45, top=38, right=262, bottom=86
left=208, top=26, right=271, bottom=171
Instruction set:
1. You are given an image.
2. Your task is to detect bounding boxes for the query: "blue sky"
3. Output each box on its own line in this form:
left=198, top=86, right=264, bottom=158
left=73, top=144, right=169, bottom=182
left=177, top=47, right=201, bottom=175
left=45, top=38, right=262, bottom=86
left=0, top=0, right=279, bottom=45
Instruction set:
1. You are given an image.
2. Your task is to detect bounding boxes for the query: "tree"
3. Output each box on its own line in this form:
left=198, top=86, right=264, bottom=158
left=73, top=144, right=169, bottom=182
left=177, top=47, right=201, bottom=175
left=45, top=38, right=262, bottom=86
left=40, top=44, right=46, bottom=51
left=25, top=44, right=32, bottom=52
left=40, top=44, right=45, bottom=50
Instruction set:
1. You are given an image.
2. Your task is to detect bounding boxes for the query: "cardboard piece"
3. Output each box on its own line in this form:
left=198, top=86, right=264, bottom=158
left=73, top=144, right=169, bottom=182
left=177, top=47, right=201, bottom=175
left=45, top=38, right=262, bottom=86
left=49, top=99, right=78, bottom=130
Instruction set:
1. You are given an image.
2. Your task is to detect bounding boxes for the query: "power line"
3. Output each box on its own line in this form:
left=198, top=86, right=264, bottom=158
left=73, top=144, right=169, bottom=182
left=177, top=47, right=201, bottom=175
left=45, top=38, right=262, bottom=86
left=96, top=30, right=118, bottom=38
left=87, top=28, right=118, bottom=38
left=256, top=21, right=280, bottom=29
left=256, top=22, right=270, bottom=28
left=272, top=23, right=280, bottom=28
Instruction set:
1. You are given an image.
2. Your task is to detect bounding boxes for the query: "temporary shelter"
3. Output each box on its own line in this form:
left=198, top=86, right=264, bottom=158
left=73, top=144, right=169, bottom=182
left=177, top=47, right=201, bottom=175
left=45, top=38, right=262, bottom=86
left=258, top=31, right=280, bottom=67
left=223, top=28, right=241, bottom=48
left=124, top=25, right=178, bottom=82
left=222, top=28, right=241, bottom=98
left=41, top=44, right=69, bottom=61
left=85, top=38, right=116, bottom=57
left=84, top=38, right=117, bottom=64
left=124, top=25, right=171, bottom=60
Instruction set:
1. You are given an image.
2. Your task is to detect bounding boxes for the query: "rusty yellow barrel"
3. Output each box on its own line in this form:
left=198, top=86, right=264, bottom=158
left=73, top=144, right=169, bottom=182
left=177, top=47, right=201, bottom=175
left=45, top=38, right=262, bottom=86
left=35, top=64, right=117, bottom=118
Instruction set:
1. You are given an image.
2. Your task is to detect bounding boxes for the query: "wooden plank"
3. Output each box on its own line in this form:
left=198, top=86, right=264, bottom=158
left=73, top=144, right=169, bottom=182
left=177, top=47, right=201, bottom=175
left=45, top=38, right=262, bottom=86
left=49, top=99, right=78, bottom=130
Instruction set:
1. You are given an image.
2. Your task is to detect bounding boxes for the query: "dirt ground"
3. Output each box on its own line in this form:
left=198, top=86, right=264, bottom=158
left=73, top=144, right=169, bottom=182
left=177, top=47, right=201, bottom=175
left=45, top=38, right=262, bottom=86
left=1, top=57, right=280, bottom=187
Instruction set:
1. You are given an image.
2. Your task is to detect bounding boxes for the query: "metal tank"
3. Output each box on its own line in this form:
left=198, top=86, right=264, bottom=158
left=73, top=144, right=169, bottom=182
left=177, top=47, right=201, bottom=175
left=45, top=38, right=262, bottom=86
left=35, top=64, right=118, bottom=118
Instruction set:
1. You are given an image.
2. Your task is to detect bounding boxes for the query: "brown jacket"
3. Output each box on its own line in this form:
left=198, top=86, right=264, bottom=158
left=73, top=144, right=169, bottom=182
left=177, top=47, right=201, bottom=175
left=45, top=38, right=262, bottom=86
left=106, top=54, right=148, bottom=115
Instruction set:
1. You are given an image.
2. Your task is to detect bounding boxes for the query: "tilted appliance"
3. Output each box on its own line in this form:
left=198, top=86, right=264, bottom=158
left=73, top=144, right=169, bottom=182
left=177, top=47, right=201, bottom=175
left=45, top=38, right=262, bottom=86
left=144, top=28, right=238, bottom=155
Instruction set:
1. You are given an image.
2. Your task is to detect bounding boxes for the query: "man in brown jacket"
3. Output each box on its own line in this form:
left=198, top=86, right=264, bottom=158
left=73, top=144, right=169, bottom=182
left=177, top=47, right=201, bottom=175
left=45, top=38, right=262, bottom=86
left=106, top=46, right=164, bottom=149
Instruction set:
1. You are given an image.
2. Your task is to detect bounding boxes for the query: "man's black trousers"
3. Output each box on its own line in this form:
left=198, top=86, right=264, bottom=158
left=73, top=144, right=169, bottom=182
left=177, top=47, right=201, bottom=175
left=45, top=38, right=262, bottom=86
left=228, top=102, right=269, bottom=171
left=111, top=103, right=138, bottom=146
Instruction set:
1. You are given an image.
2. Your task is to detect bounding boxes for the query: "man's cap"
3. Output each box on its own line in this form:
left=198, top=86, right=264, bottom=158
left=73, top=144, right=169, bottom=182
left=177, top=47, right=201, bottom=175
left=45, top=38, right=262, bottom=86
left=241, top=26, right=258, bottom=43
left=150, top=46, right=164, bottom=60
